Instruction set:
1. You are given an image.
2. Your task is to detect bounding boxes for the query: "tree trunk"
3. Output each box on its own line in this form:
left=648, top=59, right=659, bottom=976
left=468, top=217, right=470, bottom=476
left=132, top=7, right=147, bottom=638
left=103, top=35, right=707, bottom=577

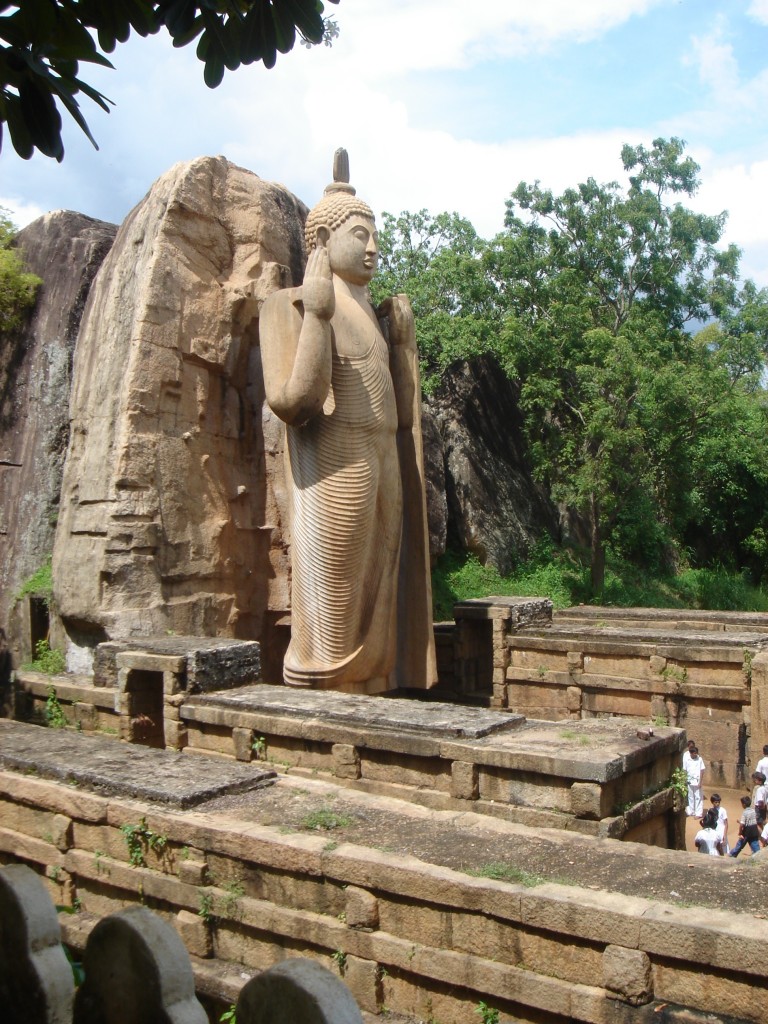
left=590, top=497, right=606, bottom=600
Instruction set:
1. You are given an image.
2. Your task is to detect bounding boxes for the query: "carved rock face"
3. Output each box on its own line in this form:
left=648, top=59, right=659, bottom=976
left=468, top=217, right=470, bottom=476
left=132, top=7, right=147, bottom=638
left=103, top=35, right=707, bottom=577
left=52, top=157, right=307, bottom=653
left=0, top=211, right=117, bottom=661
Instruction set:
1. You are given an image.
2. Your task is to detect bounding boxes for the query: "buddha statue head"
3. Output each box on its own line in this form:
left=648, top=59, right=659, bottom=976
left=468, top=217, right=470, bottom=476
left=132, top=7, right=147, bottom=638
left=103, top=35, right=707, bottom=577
left=305, top=149, right=378, bottom=286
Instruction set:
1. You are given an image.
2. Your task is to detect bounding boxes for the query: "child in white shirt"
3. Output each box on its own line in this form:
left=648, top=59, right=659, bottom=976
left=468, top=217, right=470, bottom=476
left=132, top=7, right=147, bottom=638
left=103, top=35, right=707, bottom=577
left=709, top=793, right=728, bottom=854
left=695, top=809, right=722, bottom=856
left=751, top=772, right=767, bottom=827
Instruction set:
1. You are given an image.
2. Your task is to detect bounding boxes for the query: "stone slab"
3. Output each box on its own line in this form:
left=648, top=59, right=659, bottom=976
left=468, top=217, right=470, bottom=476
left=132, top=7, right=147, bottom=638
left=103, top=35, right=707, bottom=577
left=185, top=684, right=525, bottom=740
left=0, top=720, right=275, bottom=808
left=517, top=622, right=768, bottom=653
left=556, top=606, right=768, bottom=630
left=94, top=637, right=261, bottom=692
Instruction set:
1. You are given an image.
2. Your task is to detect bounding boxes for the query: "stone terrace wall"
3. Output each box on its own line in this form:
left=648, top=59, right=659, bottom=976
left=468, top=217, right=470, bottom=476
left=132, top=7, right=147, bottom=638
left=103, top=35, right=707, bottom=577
left=1, top=769, right=766, bottom=1023
left=503, top=627, right=762, bottom=790
left=446, top=601, right=768, bottom=790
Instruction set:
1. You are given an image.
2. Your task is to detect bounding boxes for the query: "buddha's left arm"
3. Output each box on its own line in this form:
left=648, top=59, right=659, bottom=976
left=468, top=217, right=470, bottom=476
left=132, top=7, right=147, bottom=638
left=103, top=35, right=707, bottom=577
left=378, top=294, right=417, bottom=429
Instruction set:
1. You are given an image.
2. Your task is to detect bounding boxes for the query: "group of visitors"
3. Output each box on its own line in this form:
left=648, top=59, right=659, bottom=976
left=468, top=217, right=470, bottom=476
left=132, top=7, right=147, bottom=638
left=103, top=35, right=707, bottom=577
left=686, top=739, right=768, bottom=858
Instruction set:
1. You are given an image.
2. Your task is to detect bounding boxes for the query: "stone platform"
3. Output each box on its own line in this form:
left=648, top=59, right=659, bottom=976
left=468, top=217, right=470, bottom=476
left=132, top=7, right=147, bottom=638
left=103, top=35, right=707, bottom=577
left=180, top=685, right=684, bottom=843
left=11, top=671, right=683, bottom=843
left=0, top=720, right=275, bottom=808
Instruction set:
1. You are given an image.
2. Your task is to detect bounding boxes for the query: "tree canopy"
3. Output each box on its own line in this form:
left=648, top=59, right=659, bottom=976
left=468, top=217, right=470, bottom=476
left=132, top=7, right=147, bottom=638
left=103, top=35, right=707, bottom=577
left=0, top=0, right=339, bottom=161
left=376, top=138, right=768, bottom=597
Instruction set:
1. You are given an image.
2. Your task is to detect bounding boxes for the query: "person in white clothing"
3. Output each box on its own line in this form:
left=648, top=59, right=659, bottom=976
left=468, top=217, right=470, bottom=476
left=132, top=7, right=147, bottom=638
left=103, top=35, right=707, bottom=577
left=755, top=744, right=768, bottom=780
left=685, top=747, right=705, bottom=817
left=751, top=772, right=767, bottom=827
left=695, top=809, right=723, bottom=856
left=710, top=793, right=728, bottom=854
left=682, top=739, right=696, bottom=773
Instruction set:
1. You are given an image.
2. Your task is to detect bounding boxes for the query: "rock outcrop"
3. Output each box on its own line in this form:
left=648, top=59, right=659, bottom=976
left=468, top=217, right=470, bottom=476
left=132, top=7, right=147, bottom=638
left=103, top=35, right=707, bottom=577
left=427, top=354, right=558, bottom=575
left=0, top=211, right=117, bottom=651
left=52, top=158, right=306, bottom=669
left=420, top=407, right=447, bottom=564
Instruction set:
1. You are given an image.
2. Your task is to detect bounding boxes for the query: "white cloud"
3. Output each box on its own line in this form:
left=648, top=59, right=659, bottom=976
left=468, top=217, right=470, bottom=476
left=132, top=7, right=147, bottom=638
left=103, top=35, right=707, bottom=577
left=330, top=0, right=666, bottom=76
left=683, top=17, right=768, bottom=119
left=685, top=20, right=740, bottom=100
left=0, top=197, right=45, bottom=228
left=693, top=156, right=768, bottom=284
left=747, top=0, right=768, bottom=25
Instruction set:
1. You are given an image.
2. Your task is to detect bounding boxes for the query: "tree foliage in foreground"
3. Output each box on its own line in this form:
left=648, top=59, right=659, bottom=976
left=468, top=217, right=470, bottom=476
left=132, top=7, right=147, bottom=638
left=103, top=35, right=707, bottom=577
left=0, top=0, right=339, bottom=161
left=377, top=138, right=768, bottom=598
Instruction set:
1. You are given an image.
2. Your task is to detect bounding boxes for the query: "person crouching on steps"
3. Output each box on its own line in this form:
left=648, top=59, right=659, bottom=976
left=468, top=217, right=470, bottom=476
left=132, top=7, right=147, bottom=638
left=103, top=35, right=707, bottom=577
left=685, top=746, right=705, bottom=817
left=729, top=796, right=761, bottom=857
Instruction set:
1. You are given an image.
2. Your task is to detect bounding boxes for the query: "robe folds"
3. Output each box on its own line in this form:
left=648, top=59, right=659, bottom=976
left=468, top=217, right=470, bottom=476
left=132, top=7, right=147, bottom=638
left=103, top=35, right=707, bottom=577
left=260, top=287, right=437, bottom=693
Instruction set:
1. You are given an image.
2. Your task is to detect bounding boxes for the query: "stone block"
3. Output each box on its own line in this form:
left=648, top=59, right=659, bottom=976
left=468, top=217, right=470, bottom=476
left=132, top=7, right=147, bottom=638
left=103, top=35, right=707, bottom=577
left=492, top=683, right=507, bottom=708
left=332, top=743, right=361, bottom=780
left=342, top=954, right=380, bottom=1013
left=570, top=782, right=603, bottom=820
left=521, top=887, right=644, bottom=948
left=565, top=685, right=582, bottom=712
left=664, top=696, right=680, bottom=725
left=233, top=726, right=254, bottom=762
left=163, top=720, right=187, bottom=751
left=451, top=760, right=479, bottom=800
left=567, top=651, right=583, bottom=673
left=187, top=641, right=261, bottom=693
left=51, top=814, right=72, bottom=852
left=176, top=908, right=213, bottom=958
left=649, top=655, right=667, bottom=674
left=650, top=695, right=667, bottom=721
left=652, top=960, right=757, bottom=1020
left=73, top=702, right=98, bottom=730
left=116, top=650, right=186, bottom=675
left=603, top=944, right=652, bottom=1005
left=179, top=859, right=208, bottom=886
left=345, top=886, right=379, bottom=930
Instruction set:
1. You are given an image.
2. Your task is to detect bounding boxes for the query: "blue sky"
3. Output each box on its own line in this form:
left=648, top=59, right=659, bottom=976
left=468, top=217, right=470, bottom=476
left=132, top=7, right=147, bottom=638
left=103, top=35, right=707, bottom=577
left=2, top=0, right=768, bottom=285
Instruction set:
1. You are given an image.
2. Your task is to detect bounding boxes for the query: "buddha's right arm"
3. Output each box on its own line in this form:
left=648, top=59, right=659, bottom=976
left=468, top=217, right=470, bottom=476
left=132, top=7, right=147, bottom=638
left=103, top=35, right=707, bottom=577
left=260, top=289, right=333, bottom=426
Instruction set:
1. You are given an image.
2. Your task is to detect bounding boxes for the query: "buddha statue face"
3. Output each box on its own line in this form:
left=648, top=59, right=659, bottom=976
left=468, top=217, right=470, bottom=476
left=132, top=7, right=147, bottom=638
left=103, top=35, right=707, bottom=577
left=317, top=215, right=379, bottom=287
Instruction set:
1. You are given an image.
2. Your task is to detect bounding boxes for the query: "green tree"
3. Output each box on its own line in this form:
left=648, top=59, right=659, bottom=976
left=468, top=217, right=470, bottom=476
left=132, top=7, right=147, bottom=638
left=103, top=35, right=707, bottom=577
left=0, top=206, right=40, bottom=333
left=371, top=209, right=497, bottom=390
left=0, top=0, right=339, bottom=162
left=489, top=138, right=747, bottom=597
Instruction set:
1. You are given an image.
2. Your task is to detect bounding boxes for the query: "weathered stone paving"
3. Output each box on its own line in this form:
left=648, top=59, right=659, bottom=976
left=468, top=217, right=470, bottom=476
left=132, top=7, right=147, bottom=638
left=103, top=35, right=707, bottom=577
left=190, top=683, right=524, bottom=738
left=0, top=720, right=275, bottom=807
